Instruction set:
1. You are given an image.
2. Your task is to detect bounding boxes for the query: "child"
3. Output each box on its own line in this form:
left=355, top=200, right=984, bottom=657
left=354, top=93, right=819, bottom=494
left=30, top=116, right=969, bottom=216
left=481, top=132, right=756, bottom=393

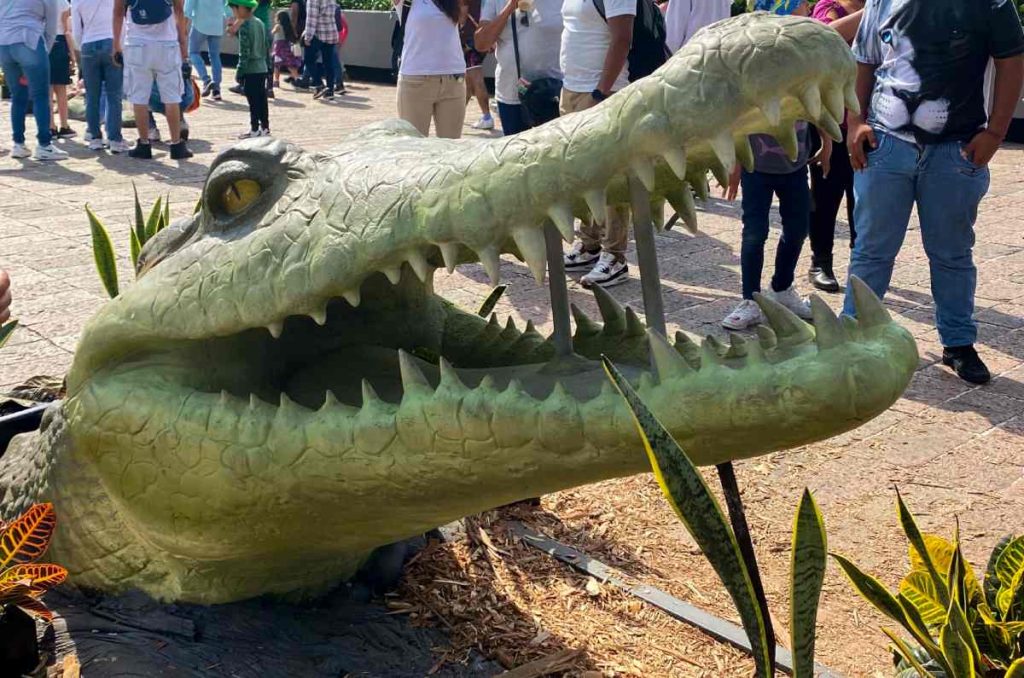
left=229, top=0, right=271, bottom=138
left=271, top=10, right=303, bottom=87
left=721, top=0, right=831, bottom=331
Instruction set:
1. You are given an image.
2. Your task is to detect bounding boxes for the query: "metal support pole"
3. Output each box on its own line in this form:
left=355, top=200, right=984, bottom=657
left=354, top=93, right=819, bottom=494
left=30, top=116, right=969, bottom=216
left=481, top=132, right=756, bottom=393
left=628, top=177, right=667, bottom=338
left=544, top=220, right=573, bottom=357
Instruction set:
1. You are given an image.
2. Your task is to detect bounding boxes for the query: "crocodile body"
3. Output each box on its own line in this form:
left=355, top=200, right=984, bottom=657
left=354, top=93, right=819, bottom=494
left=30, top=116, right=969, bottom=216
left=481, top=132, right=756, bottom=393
left=0, top=14, right=917, bottom=604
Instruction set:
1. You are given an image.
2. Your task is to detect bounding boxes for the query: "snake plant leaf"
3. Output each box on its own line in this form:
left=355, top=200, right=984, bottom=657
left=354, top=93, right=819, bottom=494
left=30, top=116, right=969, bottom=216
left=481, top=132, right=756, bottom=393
left=129, top=227, right=141, bottom=268
left=1006, top=658, right=1024, bottom=677
left=0, top=320, right=18, bottom=349
left=790, top=488, right=827, bottom=678
left=948, top=536, right=971, bottom=614
left=884, top=627, right=937, bottom=678
left=902, top=571, right=948, bottom=627
left=0, top=503, right=57, bottom=569
left=602, top=356, right=773, bottom=677
left=86, top=205, right=119, bottom=299
left=986, top=535, right=1015, bottom=613
left=833, top=553, right=911, bottom=625
left=995, top=536, right=1024, bottom=592
left=477, top=285, right=507, bottom=318
left=946, top=596, right=983, bottom=668
left=940, top=606, right=976, bottom=678
left=144, top=196, right=163, bottom=242
left=1006, top=567, right=1024, bottom=619
left=898, top=593, right=953, bottom=672
left=132, top=182, right=146, bottom=246
left=899, top=489, right=951, bottom=609
left=161, top=193, right=170, bottom=232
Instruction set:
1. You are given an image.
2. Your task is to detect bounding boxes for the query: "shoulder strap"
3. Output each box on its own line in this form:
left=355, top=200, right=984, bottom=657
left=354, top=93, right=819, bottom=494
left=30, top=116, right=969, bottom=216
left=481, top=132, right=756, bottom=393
left=592, top=0, right=606, bottom=21
left=510, top=11, right=522, bottom=79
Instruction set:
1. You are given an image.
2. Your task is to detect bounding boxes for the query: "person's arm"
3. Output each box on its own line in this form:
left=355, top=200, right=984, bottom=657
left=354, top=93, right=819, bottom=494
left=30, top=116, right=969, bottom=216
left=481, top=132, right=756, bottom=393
left=304, top=0, right=318, bottom=42
left=810, top=128, right=833, bottom=177
left=174, top=0, right=188, bottom=59
left=596, top=14, right=632, bottom=96
left=43, top=0, right=60, bottom=52
left=846, top=62, right=878, bottom=170
left=474, top=0, right=514, bottom=52
left=289, top=1, right=299, bottom=30
left=71, top=1, right=83, bottom=52
left=0, top=271, right=11, bottom=325
left=964, top=54, right=1023, bottom=166
left=828, top=9, right=863, bottom=44
left=113, top=0, right=125, bottom=53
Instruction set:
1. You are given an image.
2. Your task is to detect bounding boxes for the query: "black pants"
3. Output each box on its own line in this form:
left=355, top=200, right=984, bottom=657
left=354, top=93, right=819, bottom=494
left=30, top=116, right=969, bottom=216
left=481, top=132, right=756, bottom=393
left=243, top=73, right=269, bottom=131
left=305, top=38, right=335, bottom=92
left=809, top=126, right=856, bottom=270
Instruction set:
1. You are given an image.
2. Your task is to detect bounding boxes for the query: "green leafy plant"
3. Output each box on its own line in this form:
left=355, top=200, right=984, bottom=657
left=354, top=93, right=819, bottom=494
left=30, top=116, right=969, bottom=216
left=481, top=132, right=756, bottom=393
left=833, top=491, right=1024, bottom=677
left=0, top=320, right=17, bottom=349
left=0, top=503, right=68, bottom=620
left=603, top=355, right=828, bottom=676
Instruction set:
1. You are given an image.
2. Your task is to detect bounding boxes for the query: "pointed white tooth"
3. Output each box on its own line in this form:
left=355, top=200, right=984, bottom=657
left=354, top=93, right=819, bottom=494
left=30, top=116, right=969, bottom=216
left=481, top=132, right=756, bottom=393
left=583, top=189, right=607, bottom=225
left=322, top=390, right=341, bottom=409
left=823, top=85, right=845, bottom=122
left=709, top=132, right=736, bottom=174
left=760, top=97, right=782, bottom=126
left=547, top=203, right=575, bottom=242
left=439, top=242, right=459, bottom=273
left=398, top=349, right=432, bottom=394
left=756, top=325, right=777, bottom=350
left=592, top=284, right=625, bottom=334
left=383, top=266, right=402, bottom=285
left=267, top=321, right=283, bottom=339
left=799, top=84, right=822, bottom=120
left=361, top=379, right=382, bottom=406
left=844, top=82, right=861, bottom=117
left=219, top=389, right=230, bottom=405
left=571, top=303, right=601, bottom=337
left=477, top=245, right=501, bottom=286
left=648, top=329, right=693, bottom=380
left=849, top=275, right=890, bottom=328
left=662, top=148, right=687, bottom=180
left=249, top=393, right=261, bottom=409
left=774, top=125, right=800, bottom=162
left=342, top=289, right=361, bottom=307
left=810, top=295, right=846, bottom=349
left=673, top=331, right=702, bottom=368
left=624, top=307, right=645, bottom=338
left=309, top=307, right=327, bottom=326
left=752, top=293, right=814, bottom=346
left=437, top=357, right=468, bottom=391
left=725, top=333, right=748, bottom=359
left=279, top=392, right=298, bottom=410
left=512, top=226, right=547, bottom=284
left=665, top=184, right=698, bottom=234
left=817, top=112, right=843, bottom=143
left=407, top=249, right=431, bottom=282
left=736, top=137, right=755, bottom=173
left=630, top=158, right=656, bottom=191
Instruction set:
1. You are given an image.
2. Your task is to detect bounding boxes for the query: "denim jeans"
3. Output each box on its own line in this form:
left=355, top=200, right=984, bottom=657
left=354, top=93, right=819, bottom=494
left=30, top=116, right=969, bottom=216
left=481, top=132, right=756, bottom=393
left=497, top=102, right=529, bottom=135
left=305, top=38, right=336, bottom=92
left=188, top=28, right=222, bottom=87
left=80, top=39, right=124, bottom=142
left=739, top=167, right=810, bottom=299
left=843, top=131, right=989, bottom=347
left=0, top=38, right=52, bottom=145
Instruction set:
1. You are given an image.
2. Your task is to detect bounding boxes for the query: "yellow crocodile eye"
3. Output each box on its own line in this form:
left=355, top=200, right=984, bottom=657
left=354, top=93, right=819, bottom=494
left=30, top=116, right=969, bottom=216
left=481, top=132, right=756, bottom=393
left=222, top=179, right=261, bottom=215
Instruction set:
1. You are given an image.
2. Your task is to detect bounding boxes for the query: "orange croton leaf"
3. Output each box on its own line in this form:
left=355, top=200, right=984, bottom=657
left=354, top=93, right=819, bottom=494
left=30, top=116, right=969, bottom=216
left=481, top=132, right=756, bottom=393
left=0, top=564, right=68, bottom=596
left=14, top=595, right=54, bottom=621
left=0, top=503, right=57, bottom=569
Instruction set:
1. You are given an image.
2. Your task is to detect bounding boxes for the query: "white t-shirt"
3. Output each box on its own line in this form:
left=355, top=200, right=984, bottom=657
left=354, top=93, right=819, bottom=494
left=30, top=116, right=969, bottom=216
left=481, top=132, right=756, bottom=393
left=559, top=0, right=634, bottom=93
left=398, top=0, right=465, bottom=76
left=480, top=0, right=563, bottom=104
left=123, top=1, right=179, bottom=45
left=664, top=0, right=728, bottom=53
left=55, top=0, right=69, bottom=36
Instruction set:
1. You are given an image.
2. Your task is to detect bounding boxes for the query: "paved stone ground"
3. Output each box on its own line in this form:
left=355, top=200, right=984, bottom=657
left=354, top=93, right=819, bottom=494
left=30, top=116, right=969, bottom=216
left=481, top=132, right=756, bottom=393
left=0, top=73, right=1022, bottom=675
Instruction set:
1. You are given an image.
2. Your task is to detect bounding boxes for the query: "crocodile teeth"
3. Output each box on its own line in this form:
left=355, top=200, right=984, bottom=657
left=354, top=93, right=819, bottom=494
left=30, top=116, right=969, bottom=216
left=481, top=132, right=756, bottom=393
left=823, top=85, right=845, bottom=122
left=309, top=305, right=327, bottom=326
left=799, top=84, right=822, bottom=120
left=322, top=390, right=341, bottom=409
left=547, top=203, right=575, bottom=242
left=219, top=390, right=230, bottom=405
left=383, top=267, right=402, bottom=285
left=624, top=307, right=645, bottom=338
left=756, top=325, right=777, bottom=350
left=407, top=250, right=431, bottom=282
left=774, top=125, right=800, bottom=162
left=725, top=333, right=748, bottom=359
left=752, top=293, right=814, bottom=346
left=736, top=137, right=755, bottom=172
left=817, top=112, right=843, bottom=143
left=709, top=132, right=736, bottom=175
left=592, top=284, right=625, bottom=334
left=689, top=174, right=710, bottom=201
left=702, top=336, right=726, bottom=365
left=810, top=295, right=845, bottom=349
left=844, top=82, right=861, bottom=116
left=279, top=392, right=301, bottom=411
left=267, top=321, right=283, bottom=339
left=570, top=303, right=601, bottom=337
left=584, top=189, right=608, bottom=225
left=361, top=379, right=383, bottom=406
left=342, top=289, right=361, bottom=307
left=437, top=357, right=468, bottom=392
left=648, top=329, right=693, bottom=380
left=709, top=160, right=730, bottom=190
left=665, top=184, right=698, bottom=234
left=477, top=245, right=502, bottom=286
left=630, top=159, right=656, bottom=191
left=662, top=148, right=687, bottom=180
left=249, top=393, right=261, bottom=410
left=512, top=226, right=547, bottom=284
left=439, top=242, right=459, bottom=273
left=673, top=330, right=701, bottom=368
left=849, top=275, right=890, bottom=328
left=760, top=97, right=782, bottom=126
left=398, top=349, right=432, bottom=394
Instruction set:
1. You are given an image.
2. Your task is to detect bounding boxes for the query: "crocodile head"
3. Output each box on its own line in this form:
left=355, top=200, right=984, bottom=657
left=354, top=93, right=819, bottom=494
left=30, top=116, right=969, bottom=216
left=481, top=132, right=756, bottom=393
left=6, top=14, right=917, bottom=603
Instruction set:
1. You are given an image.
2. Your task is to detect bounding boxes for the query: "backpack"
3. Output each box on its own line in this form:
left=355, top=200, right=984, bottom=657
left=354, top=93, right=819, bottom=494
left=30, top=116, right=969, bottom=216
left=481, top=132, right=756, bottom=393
left=126, top=0, right=172, bottom=25
left=592, top=0, right=670, bottom=82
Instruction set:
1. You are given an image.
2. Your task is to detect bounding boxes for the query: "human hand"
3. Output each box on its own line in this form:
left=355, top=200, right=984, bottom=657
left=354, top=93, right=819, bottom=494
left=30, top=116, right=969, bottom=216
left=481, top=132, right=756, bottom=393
left=723, top=165, right=741, bottom=201
left=962, top=129, right=1001, bottom=167
left=0, top=270, right=11, bottom=325
left=847, top=120, right=876, bottom=171
left=811, top=133, right=832, bottom=178
left=181, top=60, right=192, bottom=80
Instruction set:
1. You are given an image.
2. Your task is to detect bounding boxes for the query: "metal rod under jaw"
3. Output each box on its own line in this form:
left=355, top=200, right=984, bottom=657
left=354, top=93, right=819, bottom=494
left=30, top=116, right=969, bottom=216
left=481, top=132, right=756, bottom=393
left=628, top=177, right=667, bottom=339
left=543, top=220, right=573, bottom=357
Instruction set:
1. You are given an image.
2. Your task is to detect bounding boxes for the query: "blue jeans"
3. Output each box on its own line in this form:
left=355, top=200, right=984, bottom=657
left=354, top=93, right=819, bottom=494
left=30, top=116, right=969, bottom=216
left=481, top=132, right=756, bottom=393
left=740, top=167, right=810, bottom=299
left=0, top=38, right=52, bottom=145
left=843, top=131, right=989, bottom=347
left=80, top=39, right=124, bottom=142
left=305, top=38, right=335, bottom=91
left=497, top=102, right=529, bottom=135
left=188, top=28, right=222, bottom=87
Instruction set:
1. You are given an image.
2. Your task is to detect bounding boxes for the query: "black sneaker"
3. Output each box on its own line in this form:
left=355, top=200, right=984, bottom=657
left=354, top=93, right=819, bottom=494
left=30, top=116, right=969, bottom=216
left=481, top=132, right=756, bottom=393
left=128, top=140, right=152, bottom=159
left=169, top=140, right=193, bottom=160
left=322, top=89, right=334, bottom=100
left=56, top=126, right=76, bottom=138
left=312, top=86, right=325, bottom=100
left=267, top=88, right=275, bottom=99
left=212, top=88, right=222, bottom=101
left=294, top=78, right=311, bottom=90
left=228, top=84, right=244, bottom=95
left=942, top=345, right=991, bottom=385
left=201, top=79, right=214, bottom=97
left=808, top=265, right=840, bottom=293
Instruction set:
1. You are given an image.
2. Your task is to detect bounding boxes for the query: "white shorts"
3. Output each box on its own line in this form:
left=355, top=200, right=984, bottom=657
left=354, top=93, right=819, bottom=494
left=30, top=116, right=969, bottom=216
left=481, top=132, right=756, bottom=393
left=123, top=42, right=183, bottom=106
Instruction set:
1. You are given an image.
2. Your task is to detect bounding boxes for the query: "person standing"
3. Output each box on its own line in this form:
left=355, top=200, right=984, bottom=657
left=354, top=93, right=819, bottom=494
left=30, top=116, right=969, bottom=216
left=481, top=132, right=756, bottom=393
left=663, top=0, right=728, bottom=53
left=393, top=0, right=466, bottom=138
left=475, top=0, right=563, bottom=136
left=304, top=0, right=339, bottom=99
left=845, top=0, right=1024, bottom=384
left=184, top=0, right=229, bottom=100
left=50, top=0, right=77, bottom=139
left=0, top=0, right=68, bottom=160
left=73, top=0, right=129, bottom=152
left=461, top=0, right=493, bottom=130
left=113, top=0, right=194, bottom=159
left=230, top=0, right=269, bottom=136
left=559, top=0, right=633, bottom=287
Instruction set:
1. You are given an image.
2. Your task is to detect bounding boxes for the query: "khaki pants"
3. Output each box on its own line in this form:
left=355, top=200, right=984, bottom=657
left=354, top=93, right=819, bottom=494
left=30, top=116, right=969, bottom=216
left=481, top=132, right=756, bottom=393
left=397, top=74, right=467, bottom=139
left=560, top=87, right=629, bottom=260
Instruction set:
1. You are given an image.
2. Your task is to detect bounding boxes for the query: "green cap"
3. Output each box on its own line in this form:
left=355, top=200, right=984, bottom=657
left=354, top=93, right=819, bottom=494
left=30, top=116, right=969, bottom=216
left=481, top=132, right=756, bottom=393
left=228, top=0, right=258, bottom=8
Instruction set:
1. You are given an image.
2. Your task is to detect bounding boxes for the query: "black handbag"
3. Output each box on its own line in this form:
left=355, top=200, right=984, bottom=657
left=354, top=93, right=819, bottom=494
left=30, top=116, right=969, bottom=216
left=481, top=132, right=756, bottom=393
left=510, top=11, right=561, bottom=128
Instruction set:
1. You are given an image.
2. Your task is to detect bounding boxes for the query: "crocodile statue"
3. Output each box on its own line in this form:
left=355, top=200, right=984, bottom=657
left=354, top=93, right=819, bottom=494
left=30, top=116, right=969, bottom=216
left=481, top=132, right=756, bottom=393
left=0, top=13, right=918, bottom=604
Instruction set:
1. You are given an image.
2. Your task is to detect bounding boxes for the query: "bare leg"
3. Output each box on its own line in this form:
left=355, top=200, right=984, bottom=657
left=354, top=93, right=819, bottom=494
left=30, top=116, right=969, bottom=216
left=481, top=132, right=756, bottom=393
left=274, top=67, right=281, bottom=86
left=54, top=85, right=69, bottom=128
left=165, top=103, right=182, bottom=143
left=466, top=68, right=489, bottom=116
left=133, top=104, right=150, bottom=142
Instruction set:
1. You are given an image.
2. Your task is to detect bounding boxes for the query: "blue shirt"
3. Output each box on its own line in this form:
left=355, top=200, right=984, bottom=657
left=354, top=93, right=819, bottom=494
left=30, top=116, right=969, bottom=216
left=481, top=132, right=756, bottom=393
left=0, top=0, right=59, bottom=51
left=184, top=0, right=231, bottom=36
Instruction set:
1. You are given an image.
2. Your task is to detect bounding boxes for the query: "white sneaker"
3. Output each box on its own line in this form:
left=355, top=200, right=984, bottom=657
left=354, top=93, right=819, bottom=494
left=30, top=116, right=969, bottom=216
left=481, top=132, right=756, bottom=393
left=238, top=129, right=261, bottom=139
left=259, top=128, right=271, bottom=137
left=10, top=143, right=30, bottom=159
left=108, top=139, right=130, bottom=153
left=564, top=240, right=599, bottom=270
left=472, top=114, right=494, bottom=130
left=722, top=299, right=764, bottom=330
left=33, top=144, right=68, bottom=161
left=83, top=130, right=93, bottom=142
left=88, top=137, right=106, bottom=151
left=767, top=285, right=813, bottom=320
left=581, top=251, right=629, bottom=288
left=148, top=126, right=161, bottom=142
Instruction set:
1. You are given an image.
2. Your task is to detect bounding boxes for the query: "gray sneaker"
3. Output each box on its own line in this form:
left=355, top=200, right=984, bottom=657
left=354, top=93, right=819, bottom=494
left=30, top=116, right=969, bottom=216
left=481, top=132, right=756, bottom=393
left=581, top=251, right=629, bottom=288
left=767, top=285, right=812, bottom=320
left=564, top=240, right=600, bottom=270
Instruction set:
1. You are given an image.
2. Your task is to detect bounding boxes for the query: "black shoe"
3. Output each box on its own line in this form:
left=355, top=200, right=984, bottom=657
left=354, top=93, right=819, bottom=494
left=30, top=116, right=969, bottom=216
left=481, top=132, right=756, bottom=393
left=808, top=266, right=840, bottom=293
left=201, top=79, right=214, bottom=97
left=322, top=89, right=334, bottom=100
left=267, top=88, right=275, bottom=99
left=312, top=86, right=325, bottom=99
left=56, top=126, right=76, bottom=138
left=942, top=345, right=991, bottom=385
left=128, top=141, right=152, bottom=159
left=294, top=79, right=310, bottom=90
left=284, top=76, right=295, bottom=85
left=228, top=84, right=244, bottom=95
left=212, top=88, right=222, bottom=101
left=169, top=141, right=193, bottom=160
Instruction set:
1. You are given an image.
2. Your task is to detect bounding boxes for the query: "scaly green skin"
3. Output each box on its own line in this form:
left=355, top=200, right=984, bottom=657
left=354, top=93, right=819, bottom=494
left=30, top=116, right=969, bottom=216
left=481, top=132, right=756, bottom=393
left=0, top=14, right=917, bottom=604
